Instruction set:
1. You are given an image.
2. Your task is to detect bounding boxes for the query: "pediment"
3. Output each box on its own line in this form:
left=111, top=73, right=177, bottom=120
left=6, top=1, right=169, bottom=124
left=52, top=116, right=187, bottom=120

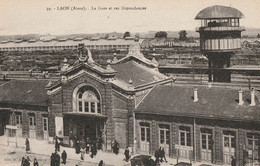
left=46, top=63, right=116, bottom=92
left=62, top=62, right=116, bottom=80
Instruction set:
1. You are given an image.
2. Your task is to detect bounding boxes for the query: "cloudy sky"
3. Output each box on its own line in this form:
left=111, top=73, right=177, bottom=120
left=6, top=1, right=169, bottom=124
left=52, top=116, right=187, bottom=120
left=1, top=0, right=260, bottom=35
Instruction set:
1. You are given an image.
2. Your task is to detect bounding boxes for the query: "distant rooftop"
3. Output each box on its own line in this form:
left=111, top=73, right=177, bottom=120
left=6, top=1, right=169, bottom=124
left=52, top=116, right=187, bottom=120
left=195, top=5, right=244, bottom=19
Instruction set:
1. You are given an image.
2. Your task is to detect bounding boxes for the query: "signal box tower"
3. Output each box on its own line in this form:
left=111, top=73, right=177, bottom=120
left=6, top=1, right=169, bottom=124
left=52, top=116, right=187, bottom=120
left=195, top=5, right=245, bottom=82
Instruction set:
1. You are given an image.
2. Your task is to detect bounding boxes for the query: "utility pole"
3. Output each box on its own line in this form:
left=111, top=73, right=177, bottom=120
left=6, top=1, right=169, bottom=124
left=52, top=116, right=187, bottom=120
left=192, top=49, right=195, bottom=84
left=248, top=77, right=251, bottom=90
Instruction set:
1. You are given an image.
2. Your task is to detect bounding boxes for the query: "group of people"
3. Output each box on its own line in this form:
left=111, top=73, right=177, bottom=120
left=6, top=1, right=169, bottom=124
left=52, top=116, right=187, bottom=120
left=50, top=151, right=60, bottom=166
left=23, top=137, right=120, bottom=166
left=21, top=156, right=38, bottom=166
left=50, top=150, right=67, bottom=166
left=111, top=140, right=120, bottom=155
left=154, top=147, right=167, bottom=164
left=74, top=137, right=98, bottom=160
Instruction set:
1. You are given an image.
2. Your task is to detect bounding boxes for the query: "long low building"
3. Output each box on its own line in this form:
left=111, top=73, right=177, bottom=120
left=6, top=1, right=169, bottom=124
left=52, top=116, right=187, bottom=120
left=135, top=85, right=260, bottom=165
left=0, top=37, right=142, bottom=52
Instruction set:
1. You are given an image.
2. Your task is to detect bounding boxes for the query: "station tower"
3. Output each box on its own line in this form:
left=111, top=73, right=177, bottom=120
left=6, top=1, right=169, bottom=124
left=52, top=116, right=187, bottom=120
left=195, top=5, right=245, bottom=82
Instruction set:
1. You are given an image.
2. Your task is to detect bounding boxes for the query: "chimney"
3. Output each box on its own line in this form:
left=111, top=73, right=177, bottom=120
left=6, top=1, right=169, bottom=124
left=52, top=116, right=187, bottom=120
left=250, top=88, right=256, bottom=106
left=193, top=88, right=199, bottom=102
left=238, top=89, right=244, bottom=105
left=208, top=82, right=212, bottom=88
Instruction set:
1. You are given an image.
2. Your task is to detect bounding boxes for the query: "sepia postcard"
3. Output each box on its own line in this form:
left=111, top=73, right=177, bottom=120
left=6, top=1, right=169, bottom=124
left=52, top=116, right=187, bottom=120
left=0, top=0, right=260, bottom=166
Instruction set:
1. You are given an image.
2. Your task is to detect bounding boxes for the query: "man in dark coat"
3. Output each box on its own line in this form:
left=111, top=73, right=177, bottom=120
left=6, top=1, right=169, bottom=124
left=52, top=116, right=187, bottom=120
left=113, top=140, right=119, bottom=155
left=21, top=157, right=25, bottom=166
left=161, top=148, right=167, bottom=162
left=75, top=139, right=80, bottom=154
left=124, top=147, right=130, bottom=162
left=90, top=144, right=97, bottom=158
left=231, top=156, right=236, bottom=166
left=154, top=148, right=159, bottom=165
left=98, top=136, right=103, bottom=150
left=93, top=143, right=97, bottom=156
left=50, top=153, right=55, bottom=166
left=55, top=152, right=61, bottom=166
left=98, top=160, right=104, bottom=166
left=61, top=150, right=67, bottom=164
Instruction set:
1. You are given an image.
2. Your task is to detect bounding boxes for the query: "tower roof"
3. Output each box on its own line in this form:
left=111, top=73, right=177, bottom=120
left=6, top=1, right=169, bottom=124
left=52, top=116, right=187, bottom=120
left=195, top=5, right=244, bottom=19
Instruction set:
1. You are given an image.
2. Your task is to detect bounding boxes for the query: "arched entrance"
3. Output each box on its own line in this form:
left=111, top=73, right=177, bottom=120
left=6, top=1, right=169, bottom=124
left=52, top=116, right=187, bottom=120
left=64, top=85, right=107, bottom=149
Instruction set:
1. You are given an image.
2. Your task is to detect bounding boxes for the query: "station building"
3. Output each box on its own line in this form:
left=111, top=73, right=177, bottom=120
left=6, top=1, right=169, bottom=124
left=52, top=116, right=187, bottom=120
left=0, top=43, right=259, bottom=166
left=0, top=43, right=172, bottom=150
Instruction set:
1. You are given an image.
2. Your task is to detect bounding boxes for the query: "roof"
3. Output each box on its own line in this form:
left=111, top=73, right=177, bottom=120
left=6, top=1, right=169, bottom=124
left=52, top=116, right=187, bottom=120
left=112, top=60, right=167, bottom=87
left=0, top=38, right=144, bottom=48
left=0, top=80, right=49, bottom=107
left=135, top=85, right=260, bottom=121
left=195, top=5, right=244, bottom=19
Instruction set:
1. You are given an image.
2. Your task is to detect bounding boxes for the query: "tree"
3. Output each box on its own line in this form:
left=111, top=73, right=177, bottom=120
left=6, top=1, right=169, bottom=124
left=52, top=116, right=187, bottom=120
left=155, top=31, right=168, bottom=38
left=123, top=31, right=130, bottom=38
left=104, top=34, right=109, bottom=39
left=257, top=33, right=260, bottom=38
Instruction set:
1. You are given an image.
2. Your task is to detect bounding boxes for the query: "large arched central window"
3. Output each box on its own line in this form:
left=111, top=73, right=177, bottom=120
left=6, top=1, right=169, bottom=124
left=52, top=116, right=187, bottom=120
left=76, top=86, right=101, bottom=114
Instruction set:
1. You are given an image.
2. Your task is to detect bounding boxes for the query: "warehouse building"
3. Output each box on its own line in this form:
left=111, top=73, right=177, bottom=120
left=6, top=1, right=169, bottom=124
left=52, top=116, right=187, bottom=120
left=0, top=37, right=142, bottom=52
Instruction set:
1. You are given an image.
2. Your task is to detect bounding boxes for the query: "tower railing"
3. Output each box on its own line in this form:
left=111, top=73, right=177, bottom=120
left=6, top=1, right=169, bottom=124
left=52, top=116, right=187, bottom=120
left=196, top=26, right=245, bottom=32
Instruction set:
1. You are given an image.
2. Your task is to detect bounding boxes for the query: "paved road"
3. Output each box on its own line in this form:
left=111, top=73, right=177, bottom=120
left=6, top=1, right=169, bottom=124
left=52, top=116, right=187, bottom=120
left=0, top=145, right=100, bottom=166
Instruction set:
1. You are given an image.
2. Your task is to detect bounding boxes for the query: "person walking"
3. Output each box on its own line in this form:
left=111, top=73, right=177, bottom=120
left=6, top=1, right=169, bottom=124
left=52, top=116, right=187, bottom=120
left=159, top=147, right=163, bottom=162
left=98, top=135, right=103, bottom=150
left=61, top=150, right=67, bottom=164
left=154, top=148, right=159, bottom=165
left=111, top=140, right=114, bottom=153
left=113, top=140, right=119, bottom=155
left=98, top=160, right=104, bottom=166
left=55, top=136, right=60, bottom=152
left=25, top=138, right=30, bottom=154
left=80, top=147, right=85, bottom=160
left=33, top=158, right=39, bottom=166
left=21, top=157, right=25, bottom=166
left=231, top=156, right=236, bottom=166
left=55, top=151, right=61, bottom=166
left=124, top=146, right=130, bottom=162
left=161, top=148, right=167, bottom=163
left=50, top=153, right=55, bottom=166
left=90, top=144, right=95, bottom=158
left=75, top=139, right=80, bottom=154
left=93, top=143, right=97, bottom=156
left=86, top=137, right=91, bottom=154
left=80, top=138, right=86, bottom=149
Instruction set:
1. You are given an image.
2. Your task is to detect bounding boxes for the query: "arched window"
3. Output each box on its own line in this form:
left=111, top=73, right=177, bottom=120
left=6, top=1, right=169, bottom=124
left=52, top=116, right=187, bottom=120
left=76, top=87, right=101, bottom=114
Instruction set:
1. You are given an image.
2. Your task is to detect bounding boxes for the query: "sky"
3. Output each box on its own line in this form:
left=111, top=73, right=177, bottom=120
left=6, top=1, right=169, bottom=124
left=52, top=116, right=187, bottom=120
left=1, top=0, right=260, bottom=35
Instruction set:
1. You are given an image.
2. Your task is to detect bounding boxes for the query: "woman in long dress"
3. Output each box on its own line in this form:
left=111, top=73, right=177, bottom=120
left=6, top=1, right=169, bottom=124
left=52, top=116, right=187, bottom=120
left=25, top=138, right=30, bottom=153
